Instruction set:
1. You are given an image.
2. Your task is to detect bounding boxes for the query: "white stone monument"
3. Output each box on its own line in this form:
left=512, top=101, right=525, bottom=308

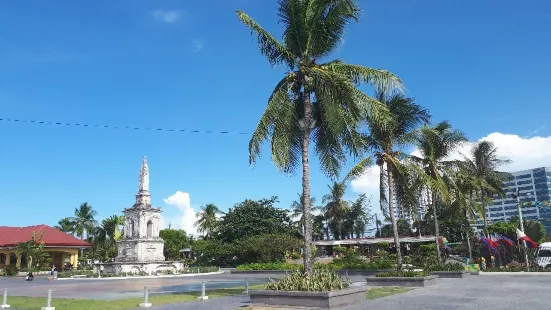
left=94, top=157, right=183, bottom=275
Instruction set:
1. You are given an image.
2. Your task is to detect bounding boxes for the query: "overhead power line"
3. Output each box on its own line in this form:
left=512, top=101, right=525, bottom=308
left=0, top=118, right=249, bottom=135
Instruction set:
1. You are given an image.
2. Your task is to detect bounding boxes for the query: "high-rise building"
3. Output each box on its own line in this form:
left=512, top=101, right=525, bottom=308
left=474, top=167, right=551, bottom=234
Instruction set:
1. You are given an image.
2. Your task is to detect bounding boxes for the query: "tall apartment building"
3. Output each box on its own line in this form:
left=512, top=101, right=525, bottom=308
left=474, top=167, right=551, bottom=234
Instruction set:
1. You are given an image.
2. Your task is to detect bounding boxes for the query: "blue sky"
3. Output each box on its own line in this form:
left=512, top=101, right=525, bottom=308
left=1, top=0, right=550, bottom=234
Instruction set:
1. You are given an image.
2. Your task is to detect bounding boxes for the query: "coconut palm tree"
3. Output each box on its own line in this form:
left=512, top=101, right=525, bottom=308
left=290, top=194, right=317, bottom=236
left=462, top=140, right=510, bottom=229
left=237, top=0, right=403, bottom=274
left=70, top=202, right=98, bottom=240
left=346, top=92, right=430, bottom=270
left=54, top=217, right=75, bottom=234
left=322, top=181, right=350, bottom=240
left=411, top=121, right=467, bottom=262
left=347, top=194, right=371, bottom=238
left=194, top=203, right=222, bottom=239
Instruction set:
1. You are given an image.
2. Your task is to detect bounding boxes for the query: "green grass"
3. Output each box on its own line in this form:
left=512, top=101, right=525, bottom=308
left=7, top=285, right=264, bottom=310
left=366, top=287, right=412, bottom=299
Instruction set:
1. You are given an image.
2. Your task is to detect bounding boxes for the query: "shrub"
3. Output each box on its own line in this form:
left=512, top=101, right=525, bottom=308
left=333, top=246, right=347, bottom=255
left=265, top=270, right=350, bottom=292
left=375, top=242, right=389, bottom=249
left=376, top=270, right=429, bottom=278
left=3, top=265, right=18, bottom=277
left=236, top=263, right=302, bottom=271
left=290, top=253, right=301, bottom=260
left=423, top=263, right=464, bottom=272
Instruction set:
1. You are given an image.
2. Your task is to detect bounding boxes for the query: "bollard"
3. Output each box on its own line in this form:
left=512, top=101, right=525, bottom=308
left=346, top=269, right=349, bottom=278
left=139, top=286, right=152, bottom=308
left=197, top=281, right=208, bottom=300
left=40, top=289, right=54, bottom=310
left=1, top=288, right=9, bottom=309
left=242, top=280, right=249, bottom=294
left=198, top=268, right=200, bottom=274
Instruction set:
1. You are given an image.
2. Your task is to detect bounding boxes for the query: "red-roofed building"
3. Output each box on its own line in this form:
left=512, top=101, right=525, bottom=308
left=0, top=224, right=91, bottom=270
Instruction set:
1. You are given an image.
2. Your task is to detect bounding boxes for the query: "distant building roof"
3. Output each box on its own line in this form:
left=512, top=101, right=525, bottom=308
left=0, top=224, right=91, bottom=248
left=314, top=235, right=438, bottom=246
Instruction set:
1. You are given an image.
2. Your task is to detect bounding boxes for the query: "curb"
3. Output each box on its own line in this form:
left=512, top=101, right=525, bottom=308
left=57, top=271, right=224, bottom=281
left=480, top=272, right=551, bottom=276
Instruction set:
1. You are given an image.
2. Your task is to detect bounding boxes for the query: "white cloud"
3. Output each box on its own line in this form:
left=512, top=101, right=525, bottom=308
left=163, top=191, right=197, bottom=235
left=152, top=9, right=181, bottom=23
left=191, top=39, right=204, bottom=53
left=350, top=132, right=551, bottom=198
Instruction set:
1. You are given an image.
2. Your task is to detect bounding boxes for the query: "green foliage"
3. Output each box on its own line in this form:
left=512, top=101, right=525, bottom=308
left=194, top=203, right=222, bottom=239
left=236, top=263, right=302, bottom=271
left=375, top=242, right=389, bottom=248
left=333, top=246, right=347, bottom=255
left=264, top=270, right=350, bottom=292
left=237, top=234, right=301, bottom=263
left=15, top=231, right=50, bottom=270
left=216, top=197, right=295, bottom=243
left=376, top=270, right=429, bottom=277
left=423, top=263, right=464, bottom=272
left=330, top=252, right=393, bottom=270
left=3, top=265, right=18, bottom=277
left=486, top=217, right=546, bottom=243
left=159, top=229, right=190, bottom=261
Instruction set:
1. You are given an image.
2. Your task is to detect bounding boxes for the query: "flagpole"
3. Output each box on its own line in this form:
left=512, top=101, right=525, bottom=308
left=513, top=190, right=530, bottom=270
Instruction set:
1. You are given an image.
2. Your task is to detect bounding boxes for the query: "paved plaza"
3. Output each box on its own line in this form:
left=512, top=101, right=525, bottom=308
left=1, top=273, right=550, bottom=309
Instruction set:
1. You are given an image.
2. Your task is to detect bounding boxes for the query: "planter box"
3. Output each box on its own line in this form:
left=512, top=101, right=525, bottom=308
left=429, top=271, right=470, bottom=278
left=249, top=287, right=367, bottom=308
left=365, top=276, right=436, bottom=287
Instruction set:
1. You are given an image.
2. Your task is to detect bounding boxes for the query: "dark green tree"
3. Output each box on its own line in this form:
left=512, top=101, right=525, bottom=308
left=159, top=229, right=190, bottom=261
left=216, top=197, right=294, bottom=243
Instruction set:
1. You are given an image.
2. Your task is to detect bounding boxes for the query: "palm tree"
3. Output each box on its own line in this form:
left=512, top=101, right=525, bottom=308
left=237, top=0, right=402, bottom=274
left=70, top=202, right=98, bottom=240
left=194, top=203, right=222, bottom=239
left=348, top=194, right=371, bottom=238
left=54, top=217, right=75, bottom=234
left=412, top=121, right=467, bottom=262
left=347, top=92, right=430, bottom=270
left=290, top=194, right=317, bottom=236
left=462, top=141, right=510, bottom=229
left=322, top=181, right=350, bottom=240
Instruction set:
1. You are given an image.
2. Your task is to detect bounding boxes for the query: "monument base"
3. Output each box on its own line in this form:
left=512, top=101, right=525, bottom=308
left=139, top=303, right=152, bottom=308
left=93, top=261, right=185, bottom=275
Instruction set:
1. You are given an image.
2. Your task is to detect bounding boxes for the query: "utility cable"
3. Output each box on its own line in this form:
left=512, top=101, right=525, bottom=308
left=0, top=118, right=249, bottom=135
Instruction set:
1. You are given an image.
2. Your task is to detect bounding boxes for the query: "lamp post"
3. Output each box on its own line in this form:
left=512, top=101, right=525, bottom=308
left=512, top=189, right=529, bottom=268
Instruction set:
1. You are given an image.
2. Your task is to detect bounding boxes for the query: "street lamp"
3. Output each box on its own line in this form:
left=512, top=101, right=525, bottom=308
left=511, top=189, right=530, bottom=268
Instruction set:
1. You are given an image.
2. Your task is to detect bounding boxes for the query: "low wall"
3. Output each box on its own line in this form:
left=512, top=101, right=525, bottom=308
left=365, top=276, right=436, bottom=287
left=249, top=287, right=367, bottom=308
left=429, top=271, right=470, bottom=278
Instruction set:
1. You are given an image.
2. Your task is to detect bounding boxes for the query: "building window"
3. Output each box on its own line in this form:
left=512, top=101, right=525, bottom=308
left=147, top=220, right=153, bottom=238
left=129, top=220, right=135, bottom=238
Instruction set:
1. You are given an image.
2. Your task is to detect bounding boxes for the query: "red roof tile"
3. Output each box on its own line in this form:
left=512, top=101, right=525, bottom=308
left=0, top=225, right=91, bottom=248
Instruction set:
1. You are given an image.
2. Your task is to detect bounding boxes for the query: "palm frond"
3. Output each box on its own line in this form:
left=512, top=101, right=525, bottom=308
left=236, top=10, right=296, bottom=67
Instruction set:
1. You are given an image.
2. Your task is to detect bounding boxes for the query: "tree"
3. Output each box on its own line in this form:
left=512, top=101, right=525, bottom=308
left=194, top=203, right=222, bottom=239
left=216, top=197, right=295, bottom=243
left=347, top=92, right=430, bottom=270
left=54, top=217, right=75, bottom=234
left=159, top=229, right=190, bottom=260
left=15, top=231, right=49, bottom=270
left=69, top=202, right=98, bottom=240
left=322, top=182, right=350, bottom=240
left=412, top=121, right=467, bottom=262
left=289, top=194, right=317, bottom=236
left=462, top=141, right=510, bottom=229
left=238, top=234, right=302, bottom=263
left=237, top=0, right=402, bottom=274
left=346, top=194, right=372, bottom=238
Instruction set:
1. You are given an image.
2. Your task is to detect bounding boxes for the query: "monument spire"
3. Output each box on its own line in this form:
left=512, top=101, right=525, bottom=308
left=134, top=156, right=151, bottom=208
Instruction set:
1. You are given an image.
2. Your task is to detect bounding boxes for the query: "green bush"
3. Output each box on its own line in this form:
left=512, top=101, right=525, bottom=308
left=485, top=266, right=551, bottom=272
left=330, top=253, right=394, bottom=270
left=236, top=263, right=302, bottom=271
left=290, top=253, right=301, bottom=260
left=375, top=242, right=389, bottom=248
left=56, top=270, right=95, bottom=278
left=423, top=263, right=464, bottom=272
left=333, top=246, right=347, bottom=255
left=3, top=265, right=18, bottom=277
left=265, top=270, right=350, bottom=292
left=376, top=270, right=429, bottom=277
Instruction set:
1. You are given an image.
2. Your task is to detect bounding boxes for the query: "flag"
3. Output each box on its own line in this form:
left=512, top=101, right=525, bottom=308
left=489, top=234, right=501, bottom=248
left=480, top=236, right=497, bottom=251
left=494, top=233, right=514, bottom=246
left=516, top=228, right=538, bottom=248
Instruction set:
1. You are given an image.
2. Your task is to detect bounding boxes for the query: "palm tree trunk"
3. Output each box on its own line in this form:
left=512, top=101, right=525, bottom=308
left=301, top=90, right=314, bottom=275
left=466, top=196, right=473, bottom=261
left=481, top=191, right=487, bottom=232
left=432, top=192, right=442, bottom=263
left=387, top=166, right=403, bottom=270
